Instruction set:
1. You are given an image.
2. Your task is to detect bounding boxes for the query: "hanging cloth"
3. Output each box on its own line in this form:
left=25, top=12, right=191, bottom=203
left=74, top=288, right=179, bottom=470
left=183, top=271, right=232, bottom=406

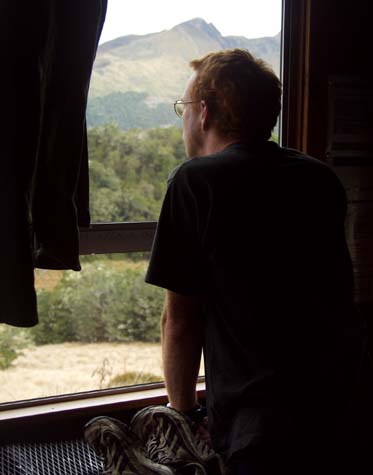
left=0, top=0, right=107, bottom=327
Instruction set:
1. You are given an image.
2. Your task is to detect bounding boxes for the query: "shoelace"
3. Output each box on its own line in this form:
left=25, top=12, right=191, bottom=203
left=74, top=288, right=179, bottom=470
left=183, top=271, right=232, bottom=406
left=147, top=433, right=175, bottom=465
left=145, top=415, right=213, bottom=466
left=102, top=440, right=125, bottom=475
left=192, top=431, right=216, bottom=461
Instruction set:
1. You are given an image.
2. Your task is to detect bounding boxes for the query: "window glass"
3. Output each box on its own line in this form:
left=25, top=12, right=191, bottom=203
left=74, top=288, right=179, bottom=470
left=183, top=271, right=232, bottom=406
left=0, top=0, right=281, bottom=404
left=87, top=0, right=282, bottom=223
left=1, top=254, right=202, bottom=403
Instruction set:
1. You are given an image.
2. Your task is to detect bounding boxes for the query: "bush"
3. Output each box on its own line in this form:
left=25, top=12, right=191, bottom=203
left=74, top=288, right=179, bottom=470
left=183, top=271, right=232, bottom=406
left=0, top=326, right=30, bottom=370
left=31, top=260, right=165, bottom=345
left=108, top=371, right=161, bottom=387
left=32, top=290, right=75, bottom=345
left=105, top=268, right=163, bottom=342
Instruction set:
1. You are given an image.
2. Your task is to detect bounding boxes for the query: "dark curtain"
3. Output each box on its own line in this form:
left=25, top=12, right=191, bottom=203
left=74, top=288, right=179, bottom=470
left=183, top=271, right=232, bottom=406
left=0, top=0, right=107, bottom=327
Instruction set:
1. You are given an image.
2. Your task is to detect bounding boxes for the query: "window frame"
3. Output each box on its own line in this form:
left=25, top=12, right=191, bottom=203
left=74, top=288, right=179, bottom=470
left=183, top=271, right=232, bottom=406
left=79, top=221, right=157, bottom=254
left=280, top=0, right=311, bottom=152
left=0, top=0, right=311, bottom=440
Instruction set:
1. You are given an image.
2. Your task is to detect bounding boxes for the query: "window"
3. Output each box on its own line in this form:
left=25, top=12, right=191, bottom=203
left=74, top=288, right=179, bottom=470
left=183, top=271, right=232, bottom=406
left=0, top=0, right=283, bottom=408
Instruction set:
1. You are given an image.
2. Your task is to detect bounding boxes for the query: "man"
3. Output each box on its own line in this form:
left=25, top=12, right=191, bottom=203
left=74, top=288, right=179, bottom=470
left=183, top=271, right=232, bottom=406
left=145, top=49, right=371, bottom=474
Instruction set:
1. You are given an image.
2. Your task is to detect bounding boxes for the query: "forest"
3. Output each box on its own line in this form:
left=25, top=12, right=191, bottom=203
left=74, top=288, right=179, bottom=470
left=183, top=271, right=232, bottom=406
left=89, top=124, right=184, bottom=222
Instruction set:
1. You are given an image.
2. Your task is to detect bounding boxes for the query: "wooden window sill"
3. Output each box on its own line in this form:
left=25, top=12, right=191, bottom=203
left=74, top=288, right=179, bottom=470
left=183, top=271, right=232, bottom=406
left=0, top=382, right=206, bottom=444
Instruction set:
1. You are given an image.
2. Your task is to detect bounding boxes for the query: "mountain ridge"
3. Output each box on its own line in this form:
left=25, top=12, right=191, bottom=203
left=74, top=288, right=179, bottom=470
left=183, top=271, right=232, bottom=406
left=91, top=18, right=280, bottom=100
left=87, top=18, right=280, bottom=130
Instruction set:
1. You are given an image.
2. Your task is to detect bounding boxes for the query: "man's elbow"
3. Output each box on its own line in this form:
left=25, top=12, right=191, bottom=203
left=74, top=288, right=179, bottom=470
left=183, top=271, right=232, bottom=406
left=161, top=290, right=203, bottom=339
left=161, top=311, right=195, bottom=340
left=161, top=309, right=189, bottom=338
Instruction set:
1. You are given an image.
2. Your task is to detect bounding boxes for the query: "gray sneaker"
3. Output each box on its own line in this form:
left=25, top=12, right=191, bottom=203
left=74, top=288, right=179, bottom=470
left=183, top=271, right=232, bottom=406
left=130, top=406, right=223, bottom=475
left=84, top=416, right=175, bottom=475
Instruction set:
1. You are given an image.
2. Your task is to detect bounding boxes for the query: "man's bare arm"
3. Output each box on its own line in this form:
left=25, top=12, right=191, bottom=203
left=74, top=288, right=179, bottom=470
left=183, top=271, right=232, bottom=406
left=161, top=289, right=204, bottom=412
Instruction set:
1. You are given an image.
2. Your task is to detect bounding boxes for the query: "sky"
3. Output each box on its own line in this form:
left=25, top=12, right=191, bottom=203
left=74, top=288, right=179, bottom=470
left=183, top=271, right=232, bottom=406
left=99, top=0, right=282, bottom=44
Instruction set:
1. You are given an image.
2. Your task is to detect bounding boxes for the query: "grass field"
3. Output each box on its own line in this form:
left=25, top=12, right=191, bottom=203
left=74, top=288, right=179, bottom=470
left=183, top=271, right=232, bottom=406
left=0, top=341, right=205, bottom=403
left=1, top=262, right=204, bottom=404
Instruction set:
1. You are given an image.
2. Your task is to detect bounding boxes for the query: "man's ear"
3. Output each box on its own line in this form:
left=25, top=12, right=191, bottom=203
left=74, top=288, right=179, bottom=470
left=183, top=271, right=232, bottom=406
left=200, top=100, right=210, bottom=131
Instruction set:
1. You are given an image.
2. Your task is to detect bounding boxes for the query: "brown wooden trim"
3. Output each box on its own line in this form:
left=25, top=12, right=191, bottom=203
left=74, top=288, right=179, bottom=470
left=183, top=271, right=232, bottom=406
left=0, top=381, right=167, bottom=412
left=281, top=0, right=311, bottom=152
left=0, top=383, right=206, bottom=444
left=0, top=376, right=205, bottom=412
left=301, top=0, right=311, bottom=152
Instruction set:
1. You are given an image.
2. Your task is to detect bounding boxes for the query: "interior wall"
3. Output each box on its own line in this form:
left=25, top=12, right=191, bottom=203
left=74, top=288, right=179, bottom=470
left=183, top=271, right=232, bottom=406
left=306, top=0, right=371, bottom=159
left=305, top=0, right=373, bottom=347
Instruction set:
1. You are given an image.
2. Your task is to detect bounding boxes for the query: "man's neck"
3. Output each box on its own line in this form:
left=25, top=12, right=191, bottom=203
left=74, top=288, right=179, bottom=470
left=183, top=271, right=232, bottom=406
left=198, top=131, right=239, bottom=156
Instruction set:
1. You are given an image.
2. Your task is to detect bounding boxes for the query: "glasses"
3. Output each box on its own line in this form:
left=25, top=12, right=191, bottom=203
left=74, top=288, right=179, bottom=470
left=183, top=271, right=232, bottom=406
left=173, top=100, right=200, bottom=118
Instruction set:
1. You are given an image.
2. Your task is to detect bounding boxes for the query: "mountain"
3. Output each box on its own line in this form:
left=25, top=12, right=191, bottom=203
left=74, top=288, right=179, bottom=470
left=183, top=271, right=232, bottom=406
left=87, top=18, right=281, bottom=129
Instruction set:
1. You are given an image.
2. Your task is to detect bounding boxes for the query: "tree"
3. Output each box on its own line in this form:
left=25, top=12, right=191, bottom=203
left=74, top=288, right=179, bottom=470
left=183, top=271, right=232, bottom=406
left=88, top=125, right=185, bottom=222
left=31, top=260, right=164, bottom=344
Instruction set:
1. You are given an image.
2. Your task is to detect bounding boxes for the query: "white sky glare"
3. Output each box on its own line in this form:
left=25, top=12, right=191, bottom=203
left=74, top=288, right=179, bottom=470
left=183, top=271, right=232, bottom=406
left=99, top=0, right=282, bottom=44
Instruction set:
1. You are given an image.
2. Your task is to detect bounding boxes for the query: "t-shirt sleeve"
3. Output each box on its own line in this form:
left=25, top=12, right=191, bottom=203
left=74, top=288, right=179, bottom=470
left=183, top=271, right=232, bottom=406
left=145, top=166, right=207, bottom=296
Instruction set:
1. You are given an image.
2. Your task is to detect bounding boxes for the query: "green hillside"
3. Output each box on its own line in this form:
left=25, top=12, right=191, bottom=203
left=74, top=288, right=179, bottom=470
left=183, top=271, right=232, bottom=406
left=87, top=92, right=178, bottom=129
left=87, top=18, right=280, bottom=130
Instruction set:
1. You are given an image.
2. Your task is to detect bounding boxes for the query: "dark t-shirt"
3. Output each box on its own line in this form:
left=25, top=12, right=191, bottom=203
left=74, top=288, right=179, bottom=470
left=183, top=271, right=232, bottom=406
left=145, top=141, right=369, bottom=460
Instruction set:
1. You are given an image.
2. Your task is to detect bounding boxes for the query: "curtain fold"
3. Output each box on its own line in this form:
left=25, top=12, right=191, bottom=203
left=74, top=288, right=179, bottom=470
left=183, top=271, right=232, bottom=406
left=0, top=0, right=107, bottom=327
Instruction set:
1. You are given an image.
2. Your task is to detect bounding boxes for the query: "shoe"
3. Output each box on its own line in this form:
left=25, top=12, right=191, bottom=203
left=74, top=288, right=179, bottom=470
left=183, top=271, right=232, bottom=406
left=84, top=415, right=175, bottom=475
left=130, top=406, right=222, bottom=474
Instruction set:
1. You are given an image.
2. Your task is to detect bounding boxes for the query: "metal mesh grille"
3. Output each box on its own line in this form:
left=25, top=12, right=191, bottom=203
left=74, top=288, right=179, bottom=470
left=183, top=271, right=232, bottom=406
left=0, top=439, right=103, bottom=475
